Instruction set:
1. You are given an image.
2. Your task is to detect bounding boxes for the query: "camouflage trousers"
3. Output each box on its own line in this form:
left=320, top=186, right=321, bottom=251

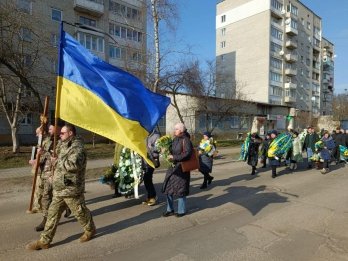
left=33, top=175, right=43, bottom=211
left=40, top=194, right=95, bottom=244
left=40, top=177, right=53, bottom=218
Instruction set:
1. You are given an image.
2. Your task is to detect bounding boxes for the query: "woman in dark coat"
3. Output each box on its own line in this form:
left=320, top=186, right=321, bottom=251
left=162, top=123, right=193, bottom=217
left=247, top=133, right=262, bottom=175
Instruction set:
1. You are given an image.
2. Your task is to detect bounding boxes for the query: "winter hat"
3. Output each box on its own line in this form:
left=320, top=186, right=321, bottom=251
left=270, top=130, right=278, bottom=136
left=203, top=131, right=212, bottom=138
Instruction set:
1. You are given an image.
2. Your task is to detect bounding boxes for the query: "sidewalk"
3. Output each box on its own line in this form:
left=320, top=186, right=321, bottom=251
left=0, top=146, right=241, bottom=180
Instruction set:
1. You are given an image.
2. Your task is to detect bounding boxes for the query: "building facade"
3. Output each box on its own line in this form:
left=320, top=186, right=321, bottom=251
left=0, top=0, right=147, bottom=145
left=216, top=0, right=334, bottom=117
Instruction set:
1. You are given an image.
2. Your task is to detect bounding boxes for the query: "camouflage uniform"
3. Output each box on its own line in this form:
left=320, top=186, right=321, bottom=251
left=40, top=136, right=95, bottom=244
left=33, top=136, right=51, bottom=212
left=39, top=136, right=58, bottom=218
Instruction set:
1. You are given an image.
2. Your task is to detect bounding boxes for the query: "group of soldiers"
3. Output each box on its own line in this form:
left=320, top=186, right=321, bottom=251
left=26, top=123, right=96, bottom=251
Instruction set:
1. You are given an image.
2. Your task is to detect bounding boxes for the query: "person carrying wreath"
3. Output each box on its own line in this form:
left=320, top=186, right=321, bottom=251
left=197, top=131, right=215, bottom=189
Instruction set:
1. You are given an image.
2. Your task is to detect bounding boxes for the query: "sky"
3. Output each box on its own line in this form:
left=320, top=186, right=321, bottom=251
left=175, top=0, right=348, bottom=94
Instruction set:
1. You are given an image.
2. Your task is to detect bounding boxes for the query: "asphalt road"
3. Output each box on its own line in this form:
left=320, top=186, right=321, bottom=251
left=1, top=154, right=348, bottom=261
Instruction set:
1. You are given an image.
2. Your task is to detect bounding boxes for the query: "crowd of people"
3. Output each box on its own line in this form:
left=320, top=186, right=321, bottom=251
left=245, top=126, right=348, bottom=177
left=25, top=121, right=217, bottom=250
left=25, top=120, right=348, bottom=251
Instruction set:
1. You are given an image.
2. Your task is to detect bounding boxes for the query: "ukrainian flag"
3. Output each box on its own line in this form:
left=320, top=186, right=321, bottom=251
left=55, top=30, right=170, bottom=166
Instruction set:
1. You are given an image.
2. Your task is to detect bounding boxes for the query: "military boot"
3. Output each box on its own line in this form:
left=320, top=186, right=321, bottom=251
left=35, top=217, right=47, bottom=232
left=79, top=227, right=96, bottom=243
left=26, top=240, right=50, bottom=250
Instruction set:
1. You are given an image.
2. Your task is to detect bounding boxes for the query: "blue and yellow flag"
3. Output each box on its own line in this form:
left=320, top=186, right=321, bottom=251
left=55, top=30, right=170, bottom=166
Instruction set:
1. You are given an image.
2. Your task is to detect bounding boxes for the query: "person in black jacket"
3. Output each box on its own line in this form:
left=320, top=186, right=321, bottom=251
left=302, top=126, right=320, bottom=168
left=142, top=129, right=160, bottom=206
left=247, top=133, right=262, bottom=175
left=332, top=127, right=346, bottom=164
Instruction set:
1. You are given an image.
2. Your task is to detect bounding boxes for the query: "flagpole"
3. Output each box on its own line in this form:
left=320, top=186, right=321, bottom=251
left=53, top=21, right=64, bottom=157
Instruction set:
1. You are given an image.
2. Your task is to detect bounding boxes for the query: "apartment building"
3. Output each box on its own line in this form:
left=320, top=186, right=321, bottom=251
left=0, top=0, right=147, bottom=144
left=216, top=0, right=334, bottom=117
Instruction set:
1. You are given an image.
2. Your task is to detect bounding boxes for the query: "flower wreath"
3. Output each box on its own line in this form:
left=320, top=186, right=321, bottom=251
left=116, top=147, right=143, bottom=198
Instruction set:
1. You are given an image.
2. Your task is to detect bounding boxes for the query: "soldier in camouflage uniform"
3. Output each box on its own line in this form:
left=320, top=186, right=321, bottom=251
left=26, top=123, right=96, bottom=250
left=29, top=127, right=46, bottom=213
left=34, top=124, right=71, bottom=231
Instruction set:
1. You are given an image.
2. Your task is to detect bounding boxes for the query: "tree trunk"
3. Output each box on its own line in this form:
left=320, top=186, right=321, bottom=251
left=11, top=126, right=19, bottom=153
left=151, top=0, right=160, bottom=93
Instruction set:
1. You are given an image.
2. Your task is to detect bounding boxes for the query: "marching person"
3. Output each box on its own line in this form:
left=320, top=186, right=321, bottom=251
left=162, top=123, right=192, bottom=218
left=332, top=127, right=346, bottom=164
left=26, top=123, right=96, bottom=250
left=260, top=131, right=271, bottom=168
left=318, top=130, right=336, bottom=174
left=290, top=131, right=302, bottom=170
left=302, top=126, right=320, bottom=169
left=268, top=130, right=280, bottom=178
left=246, top=133, right=262, bottom=175
left=32, top=124, right=72, bottom=232
left=28, top=126, right=46, bottom=213
left=142, top=129, right=160, bottom=206
left=197, top=131, right=215, bottom=189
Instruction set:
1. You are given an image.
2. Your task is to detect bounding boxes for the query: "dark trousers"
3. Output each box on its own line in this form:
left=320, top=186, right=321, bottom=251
left=271, top=165, right=277, bottom=177
left=332, top=146, right=340, bottom=162
left=143, top=166, right=156, bottom=198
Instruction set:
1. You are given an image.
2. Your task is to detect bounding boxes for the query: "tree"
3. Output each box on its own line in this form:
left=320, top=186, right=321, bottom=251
left=332, top=93, right=348, bottom=121
left=0, top=2, right=55, bottom=152
left=161, top=59, right=250, bottom=135
left=147, top=0, right=178, bottom=93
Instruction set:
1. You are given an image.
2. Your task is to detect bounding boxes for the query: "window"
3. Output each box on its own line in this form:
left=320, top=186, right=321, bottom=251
left=306, top=58, right=311, bottom=66
left=80, top=16, right=97, bottom=27
left=50, top=33, right=57, bottom=47
left=313, top=37, right=320, bottom=47
left=307, top=21, right=311, bottom=30
left=50, top=59, right=57, bottom=73
left=270, top=85, right=283, bottom=96
left=20, top=27, right=32, bottom=41
left=16, top=0, right=31, bottom=14
left=20, top=113, right=32, bottom=125
left=221, top=28, right=226, bottom=36
left=109, top=45, right=122, bottom=59
left=220, top=41, right=226, bottom=48
left=51, top=8, right=62, bottom=22
left=270, top=42, right=282, bottom=53
left=230, top=116, right=240, bottom=129
left=109, top=1, right=141, bottom=21
left=314, top=26, right=321, bottom=38
left=291, top=20, right=297, bottom=30
left=23, top=54, right=32, bottom=66
left=77, top=32, right=104, bottom=53
left=270, top=57, right=282, bottom=70
left=270, top=72, right=282, bottom=82
left=221, top=15, right=226, bottom=23
left=131, top=51, right=142, bottom=62
left=271, top=26, right=283, bottom=40
left=271, top=0, right=283, bottom=11
left=290, top=5, right=298, bottom=16
left=221, top=55, right=225, bottom=61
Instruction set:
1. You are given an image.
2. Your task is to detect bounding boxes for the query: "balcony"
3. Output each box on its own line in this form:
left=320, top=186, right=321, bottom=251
left=313, top=43, right=321, bottom=52
left=74, top=0, right=104, bottom=17
left=285, top=53, right=298, bottom=63
left=286, top=39, right=297, bottom=49
left=271, top=7, right=284, bottom=19
left=284, top=96, right=296, bottom=103
left=284, top=82, right=297, bottom=89
left=285, top=68, right=297, bottom=76
left=285, top=24, right=298, bottom=35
